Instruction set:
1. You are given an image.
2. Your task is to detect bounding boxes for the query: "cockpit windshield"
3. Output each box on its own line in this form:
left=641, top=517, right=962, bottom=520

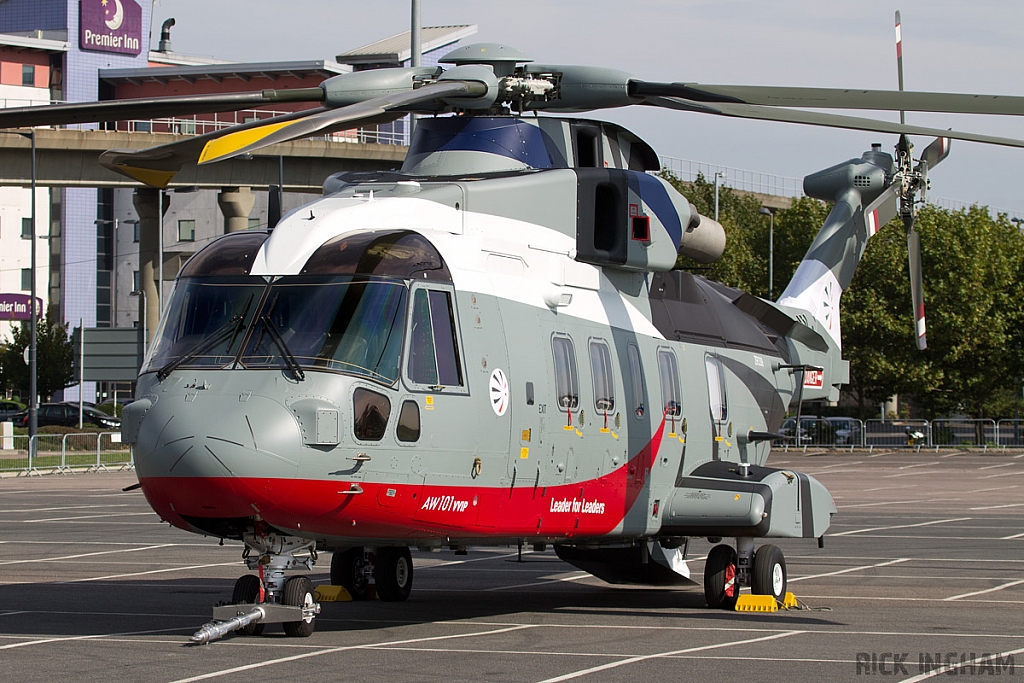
left=240, top=277, right=407, bottom=384
left=142, top=275, right=408, bottom=385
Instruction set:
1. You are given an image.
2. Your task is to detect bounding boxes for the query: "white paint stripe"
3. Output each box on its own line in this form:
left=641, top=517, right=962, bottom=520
left=944, top=579, right=1024, bottom=601
left=897, top=646, right=1024, bottom=682
left=535, top=631, right=802, bottom=683
left=830, top=517, right=970, bottom=536
left=0, top=625, right=190, bottom=651
left=969, top=503, right=1024, bottom=510
left=788, top=558, right=909, bottom=583
left=978, top=463, right=1015, bottom=470
left=863, top=486, right=906, bottom=492
left=839, top=499, right=932, bottom=508
left=420, top=550, right=531, bottom=568
left=0, top=544, right=172, bottom=566
left=62, top=561, right=239, bottom=583
left=982, top=471, right=1019, bottom=478
left=898, top=461, right=939, bottom=470
left=25, top=512, right=156, bottom=523
left=485, top=572, right=590, bottom=591
left=968, top=486, right=1018, bottom=493
left=795, top=594, right=1024, bottom=605
left=1001, top=532, right=1024, bottom=540
left=167, top=624, right=536, bottom=683
left=0, top=504, right=131, bottom=513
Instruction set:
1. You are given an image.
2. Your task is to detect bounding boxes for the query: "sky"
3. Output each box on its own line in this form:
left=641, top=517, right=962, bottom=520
left=149, top=0, right=1024, bottom=214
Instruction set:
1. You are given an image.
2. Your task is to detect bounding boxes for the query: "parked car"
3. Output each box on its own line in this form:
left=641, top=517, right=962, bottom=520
left=10, top=402, right=121, bottom=430
left=0, top=399, right=25, bottom=422
left=827, top=417, right=862, bottom=446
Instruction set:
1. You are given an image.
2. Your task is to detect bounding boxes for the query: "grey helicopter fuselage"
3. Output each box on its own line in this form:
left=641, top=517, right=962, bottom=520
left=122, top=115, right=844, bottom=568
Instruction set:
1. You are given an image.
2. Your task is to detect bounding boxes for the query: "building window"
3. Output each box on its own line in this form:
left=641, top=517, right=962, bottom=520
left=22, top=64, right=34, bottom=87
left=177, top=219, right=195, bottom=242
left=133, top=222, right=140, bottom=243
left=21, top=268, right=32, bottom=291
left=551, top=335, right=579, bottom=411
left=132, top=270, right=139, bottom=292
left=21, top=217, right=32, bottom=239
left=248, top=218, right=261, bottom=230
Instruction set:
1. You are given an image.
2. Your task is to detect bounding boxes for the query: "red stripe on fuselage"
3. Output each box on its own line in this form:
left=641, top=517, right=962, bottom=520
left=140, top=420, right=668, bottom=542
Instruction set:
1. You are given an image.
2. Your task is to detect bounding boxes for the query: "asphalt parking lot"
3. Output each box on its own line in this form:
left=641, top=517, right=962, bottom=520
left=1, top=450, right=1022, bottom=682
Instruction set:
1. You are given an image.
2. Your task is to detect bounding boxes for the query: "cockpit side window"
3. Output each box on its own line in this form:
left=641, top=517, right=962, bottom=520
left=405, top=286, right=464, bottom=389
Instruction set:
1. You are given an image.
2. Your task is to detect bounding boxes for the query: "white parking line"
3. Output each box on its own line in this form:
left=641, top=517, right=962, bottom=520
left=0, top=625, right=191, bottom=650
left=0, top=504, right=131, bottom=514
left=535, top=631, right=803, bottom=682
left=788, top=558, right=909, bottom=583
left=167, top=624, right=536, bottom=683
left=898, top=461, right=940, bottom=470
left=485, top=572, right=591, bottom=591
left=830, top=517, right=970, bottom=536
left=0, top=544, right=172, bottom=566
left=969, top=503, right=1024, bottom=511
left=978, top=463, right=1015, bottom=470
left=944, top=579, right=1024, bottom=601
left=1002, top=532, right=1024, bottom=540
left=62, top=561, right=239, bottom=583
left=25, top=512, right=157, bottom=523
left=839, top=499, right=932, bottom=508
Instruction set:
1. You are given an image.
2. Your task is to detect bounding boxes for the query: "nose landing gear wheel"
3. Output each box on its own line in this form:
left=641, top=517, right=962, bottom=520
left=282, top=576, right=316, bottom=638
left=330, top=547, right=372, bottom=600
left=231, top=574, right=265, bottom=636
left=752, top=544, right=787, bottom=603
left=703, top=544, right=739, bottom=610
left=375, top=546, right=413, bottom=602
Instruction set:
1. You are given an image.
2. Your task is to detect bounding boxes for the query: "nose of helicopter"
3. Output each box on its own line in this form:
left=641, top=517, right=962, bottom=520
left=129, top=390, right=303, bottom=526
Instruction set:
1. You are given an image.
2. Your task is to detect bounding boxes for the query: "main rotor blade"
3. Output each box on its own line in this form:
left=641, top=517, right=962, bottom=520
left=99, top=79, right=483, bottom=187
left=895, top=10, right=906, bottom=125
left=906, top=222, right=927, bottom=350
left=631, top=81, right=1024, bottom=117
left=646, top=97, right=1024, bottom=149
left=0, top=88, right=324, bottom=129
left=197, top=79, right=483, bottom=164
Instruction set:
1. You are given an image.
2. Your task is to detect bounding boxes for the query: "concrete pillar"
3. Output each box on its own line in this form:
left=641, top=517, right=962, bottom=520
left=132, top=188, right=169, bottom=345
left=218, top=187, right=256, bottom=233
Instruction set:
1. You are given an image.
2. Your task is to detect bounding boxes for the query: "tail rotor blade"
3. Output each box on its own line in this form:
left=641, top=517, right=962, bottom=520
left=906, top=221, right=927, bottom=350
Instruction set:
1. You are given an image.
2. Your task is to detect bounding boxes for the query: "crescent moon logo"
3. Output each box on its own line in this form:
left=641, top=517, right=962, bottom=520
left=105, top=0, right=125, bottom=30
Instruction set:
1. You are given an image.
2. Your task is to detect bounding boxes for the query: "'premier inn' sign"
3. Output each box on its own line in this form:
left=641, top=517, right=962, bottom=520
left=80, top=0, right=143, bottom=56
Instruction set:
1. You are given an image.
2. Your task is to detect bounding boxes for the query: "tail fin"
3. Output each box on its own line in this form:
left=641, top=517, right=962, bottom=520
left=776, top=145, right=899, bottom=349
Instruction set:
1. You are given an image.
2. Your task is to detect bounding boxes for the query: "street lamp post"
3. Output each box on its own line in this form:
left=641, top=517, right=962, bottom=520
left=714, top=171, right=726, bottom=222
left=760, top=206, right=778, bottom=300
left=6, top=130, right=39, bottom=446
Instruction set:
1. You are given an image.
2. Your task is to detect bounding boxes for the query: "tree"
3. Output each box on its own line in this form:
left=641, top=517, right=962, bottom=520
left=0, top=306, right=76, bottom=401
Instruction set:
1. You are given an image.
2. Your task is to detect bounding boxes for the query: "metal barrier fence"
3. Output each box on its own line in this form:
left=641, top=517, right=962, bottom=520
left=930, top=419, right=998, bottom=448
left=0, top=432, right=132, bottom=476
left=997, top=420, right=1024, bottom=447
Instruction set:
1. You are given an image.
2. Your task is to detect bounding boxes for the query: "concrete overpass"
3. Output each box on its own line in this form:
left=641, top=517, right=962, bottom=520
left=0, top=127, right=408, bottom=191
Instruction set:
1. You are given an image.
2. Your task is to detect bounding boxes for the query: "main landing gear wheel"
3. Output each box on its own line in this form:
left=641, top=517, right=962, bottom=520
left=331, top=547, right=372, bottom=600
left=375, top=546, right=413, bottom=602
left=752, top=544, right=787, bottom=604
left=231, top=574, right=265, bottom=636
left=704, top=543, right=739, bottom=610
left=282, top=576, right=316, bottom=638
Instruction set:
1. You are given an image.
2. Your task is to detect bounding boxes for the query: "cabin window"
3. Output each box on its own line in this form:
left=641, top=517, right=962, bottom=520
left=589, top=340, right=614, bottom=414
left=353, top=388, right=391, bottom=441
left=706, top=355, right=728, bottom=422
left=627, top=343, right=646, bottom=419
left=407, top=287, right=464, bottom=387
left=657, top=348, right=681, bottom=418
left=551, top=335, right=579, bottom=411
left=396, top=400, right=420, bottom=442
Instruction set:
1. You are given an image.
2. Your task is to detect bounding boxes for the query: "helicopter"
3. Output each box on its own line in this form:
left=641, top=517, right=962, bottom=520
left=4, top=39, right=1024, bottom=643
